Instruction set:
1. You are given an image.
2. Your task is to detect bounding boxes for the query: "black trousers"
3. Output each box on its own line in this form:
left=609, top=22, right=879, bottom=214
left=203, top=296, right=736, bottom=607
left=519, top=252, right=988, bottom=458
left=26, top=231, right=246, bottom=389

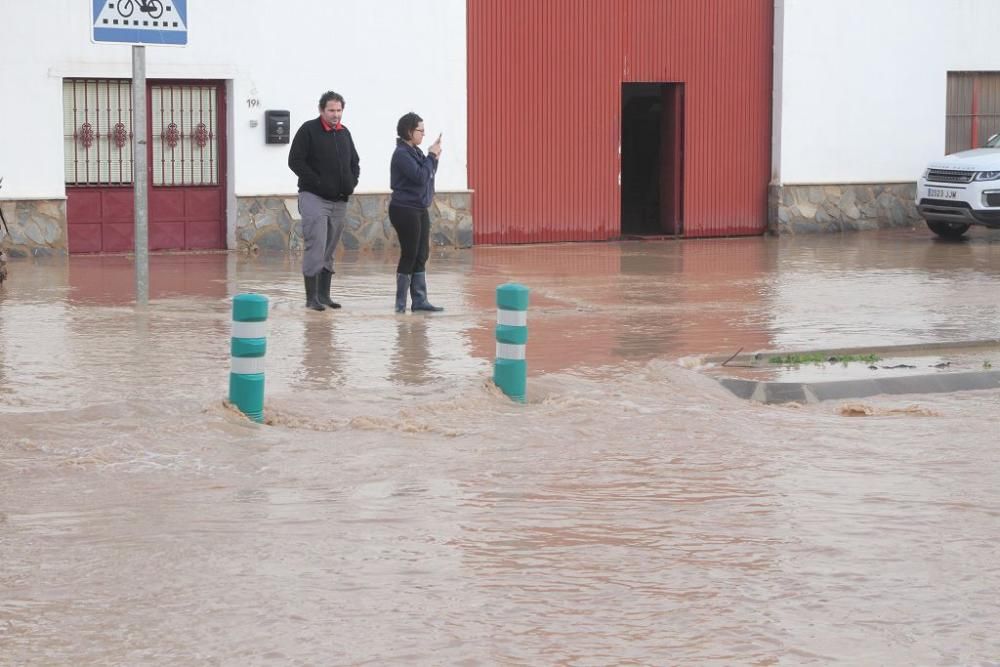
left=389, top=204, right=430, bottom=275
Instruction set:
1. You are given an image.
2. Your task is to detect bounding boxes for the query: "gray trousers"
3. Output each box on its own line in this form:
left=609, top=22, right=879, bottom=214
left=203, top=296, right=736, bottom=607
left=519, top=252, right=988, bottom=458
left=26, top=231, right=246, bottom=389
left=298, top=191, right=347, bottom=277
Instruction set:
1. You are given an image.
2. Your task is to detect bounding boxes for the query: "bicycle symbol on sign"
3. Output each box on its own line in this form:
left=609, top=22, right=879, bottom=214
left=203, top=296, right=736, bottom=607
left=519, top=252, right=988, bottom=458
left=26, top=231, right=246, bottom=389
left=116, top=0, right=165, bottom=20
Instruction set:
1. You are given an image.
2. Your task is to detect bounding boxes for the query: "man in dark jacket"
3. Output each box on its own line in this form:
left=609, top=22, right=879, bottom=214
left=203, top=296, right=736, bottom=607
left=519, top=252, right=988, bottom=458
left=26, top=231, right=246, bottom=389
left=288, top=91, right=360, bottom=311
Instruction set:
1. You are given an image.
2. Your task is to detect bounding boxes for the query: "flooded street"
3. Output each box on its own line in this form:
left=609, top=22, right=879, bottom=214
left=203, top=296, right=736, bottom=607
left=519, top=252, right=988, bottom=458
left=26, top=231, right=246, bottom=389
left=3, top=228, right=1000, bottom=664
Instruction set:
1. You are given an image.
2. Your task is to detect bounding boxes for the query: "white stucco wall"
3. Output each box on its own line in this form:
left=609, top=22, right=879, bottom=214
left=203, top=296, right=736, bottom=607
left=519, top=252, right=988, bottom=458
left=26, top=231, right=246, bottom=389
left=775, top=0, right=1000, bottom=185
left=0, top=0, right=468, bottom=199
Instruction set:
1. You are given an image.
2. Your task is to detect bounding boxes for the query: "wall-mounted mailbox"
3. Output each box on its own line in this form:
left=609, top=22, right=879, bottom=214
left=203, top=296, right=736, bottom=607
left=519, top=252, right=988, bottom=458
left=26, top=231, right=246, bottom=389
left=265, top=110, right=290, bottom=144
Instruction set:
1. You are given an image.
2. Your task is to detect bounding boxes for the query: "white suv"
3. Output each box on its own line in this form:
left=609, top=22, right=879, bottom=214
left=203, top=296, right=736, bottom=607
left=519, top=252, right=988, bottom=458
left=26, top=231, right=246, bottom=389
left=916, top=133, right=1000, bottom=238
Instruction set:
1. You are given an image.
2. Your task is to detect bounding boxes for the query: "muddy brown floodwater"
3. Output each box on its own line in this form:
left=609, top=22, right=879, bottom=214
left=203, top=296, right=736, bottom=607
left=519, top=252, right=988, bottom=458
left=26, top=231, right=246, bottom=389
left=2, top=228, right=1000, bottom=664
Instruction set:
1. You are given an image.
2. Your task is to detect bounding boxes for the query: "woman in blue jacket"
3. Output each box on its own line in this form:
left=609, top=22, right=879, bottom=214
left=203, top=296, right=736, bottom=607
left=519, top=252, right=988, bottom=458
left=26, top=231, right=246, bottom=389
left=389, top=112, right=444, bottom=313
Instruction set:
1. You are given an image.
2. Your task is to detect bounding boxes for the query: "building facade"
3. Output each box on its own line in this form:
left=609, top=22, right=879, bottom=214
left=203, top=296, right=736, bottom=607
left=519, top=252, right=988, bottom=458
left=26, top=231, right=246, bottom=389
left=4, top=1, right=1000, bottom=257
left=0, top=0, right=470, bottom=257
left=771, top=0, right=1000, bottom=234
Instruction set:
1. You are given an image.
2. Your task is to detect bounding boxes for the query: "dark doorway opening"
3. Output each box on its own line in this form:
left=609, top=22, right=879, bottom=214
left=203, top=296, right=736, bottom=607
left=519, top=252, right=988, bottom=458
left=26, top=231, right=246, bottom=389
left=621, top=82, right=685, bottom=237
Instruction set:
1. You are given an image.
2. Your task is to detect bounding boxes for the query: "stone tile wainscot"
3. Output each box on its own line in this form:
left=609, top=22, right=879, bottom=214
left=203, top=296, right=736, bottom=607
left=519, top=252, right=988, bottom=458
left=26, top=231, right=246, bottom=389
left=0, top=200, right=67, bottom=257
left=235, top=192, right=473, bottom=254
left=769, top=183, right=922, bottom=234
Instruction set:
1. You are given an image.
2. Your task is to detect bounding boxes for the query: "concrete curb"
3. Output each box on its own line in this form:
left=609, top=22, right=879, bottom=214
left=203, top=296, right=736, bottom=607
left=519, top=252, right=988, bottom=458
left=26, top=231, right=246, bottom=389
left=719, top=370, right=1000, bottom=404
left=702, top=339, right=1000, bottom=366
left=704, top=339, right=1000, bottom=404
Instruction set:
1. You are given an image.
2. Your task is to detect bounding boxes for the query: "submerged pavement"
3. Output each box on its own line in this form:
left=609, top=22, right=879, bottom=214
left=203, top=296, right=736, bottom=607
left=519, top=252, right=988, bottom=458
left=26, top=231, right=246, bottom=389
left=3, top=226, right=1000, bottom=397
left=2, top=227, right=1000, bottom=664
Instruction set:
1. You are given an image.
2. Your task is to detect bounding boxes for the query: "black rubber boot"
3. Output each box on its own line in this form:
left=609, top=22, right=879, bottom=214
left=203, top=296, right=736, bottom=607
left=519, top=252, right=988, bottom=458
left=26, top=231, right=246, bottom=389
left=410, top=272, right=443, bottom=312
left=318, top=268, right=341, bottom=309
left=395, top=273, right=411, bottom=313
left=304, top=274, right=325, bottom=311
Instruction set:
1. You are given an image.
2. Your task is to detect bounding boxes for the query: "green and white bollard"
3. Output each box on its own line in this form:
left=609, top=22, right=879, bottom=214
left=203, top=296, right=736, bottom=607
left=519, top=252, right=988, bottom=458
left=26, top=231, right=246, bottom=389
left=493, top=283, right=530, bottom=402
left=229, top=293, right=269, bottom=422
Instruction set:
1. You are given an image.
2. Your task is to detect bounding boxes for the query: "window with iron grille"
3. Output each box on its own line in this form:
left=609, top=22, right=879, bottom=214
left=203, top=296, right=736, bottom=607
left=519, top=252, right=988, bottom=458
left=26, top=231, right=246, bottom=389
left=946, top=72, right=1000, bottom=154
left=63, top=79, right=134, bottom=186
left=151, top=84, right=219, bottom=186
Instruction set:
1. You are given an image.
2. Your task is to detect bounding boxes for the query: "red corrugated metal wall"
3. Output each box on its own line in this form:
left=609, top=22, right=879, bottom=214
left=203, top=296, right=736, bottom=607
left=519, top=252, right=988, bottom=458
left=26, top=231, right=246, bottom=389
left=467, top=0, right=773, bottom=243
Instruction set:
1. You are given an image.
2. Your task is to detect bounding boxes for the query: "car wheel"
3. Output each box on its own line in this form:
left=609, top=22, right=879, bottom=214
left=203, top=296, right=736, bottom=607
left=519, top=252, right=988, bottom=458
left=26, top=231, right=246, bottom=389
left=927, top=220, right=970, bottom=239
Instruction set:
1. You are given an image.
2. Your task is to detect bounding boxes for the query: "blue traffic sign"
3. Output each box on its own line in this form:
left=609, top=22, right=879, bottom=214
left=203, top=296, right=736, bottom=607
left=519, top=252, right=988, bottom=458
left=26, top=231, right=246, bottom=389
left=92, top=0, right=188, bottom=45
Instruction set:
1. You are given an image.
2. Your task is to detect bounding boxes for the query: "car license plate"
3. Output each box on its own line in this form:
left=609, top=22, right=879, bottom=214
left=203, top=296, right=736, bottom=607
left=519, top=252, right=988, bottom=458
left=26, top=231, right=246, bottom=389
left=927, top=188, right=958, bottom=199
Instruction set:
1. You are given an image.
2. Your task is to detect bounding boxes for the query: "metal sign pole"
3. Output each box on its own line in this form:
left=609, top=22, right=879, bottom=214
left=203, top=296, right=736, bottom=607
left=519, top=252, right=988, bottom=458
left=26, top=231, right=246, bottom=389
left=132, top=45, right=149, bottom=306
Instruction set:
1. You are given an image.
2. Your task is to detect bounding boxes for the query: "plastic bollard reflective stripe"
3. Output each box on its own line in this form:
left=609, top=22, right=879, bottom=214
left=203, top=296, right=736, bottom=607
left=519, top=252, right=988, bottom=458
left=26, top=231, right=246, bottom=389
left=229, top=293, right=268, bottom=423
left=230, top=356, right=266, bottom=375
left=496, top=309, right=527, bottom=327
left=231, top=321, right=267, bottom=340
left=493, top=283, right=530, bottom=402
left=495, top=342, right=526, bottom=360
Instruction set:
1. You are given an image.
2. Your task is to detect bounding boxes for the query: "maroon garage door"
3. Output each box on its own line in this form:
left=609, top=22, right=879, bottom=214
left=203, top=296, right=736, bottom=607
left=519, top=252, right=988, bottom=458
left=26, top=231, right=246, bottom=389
left=468, top=0, right=773, bottom=243
left=64, top=79, right=226, bottom=253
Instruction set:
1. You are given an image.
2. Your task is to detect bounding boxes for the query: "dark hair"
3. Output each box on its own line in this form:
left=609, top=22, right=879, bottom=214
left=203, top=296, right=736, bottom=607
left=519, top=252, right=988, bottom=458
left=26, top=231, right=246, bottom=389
left=318, top=91, right=345, bottom=110
left=396, top=112, right=423, bottom=141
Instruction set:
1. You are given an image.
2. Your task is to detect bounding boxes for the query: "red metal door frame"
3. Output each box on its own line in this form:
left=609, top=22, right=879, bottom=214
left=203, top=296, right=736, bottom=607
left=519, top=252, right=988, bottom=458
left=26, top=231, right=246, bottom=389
left=659, top=83, right=685, bottom=236
left=66, top=78, right=226, bottom=253
left=65, top=77, right=134, bottom=254
left=147, top=79, right=227, bottom=251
